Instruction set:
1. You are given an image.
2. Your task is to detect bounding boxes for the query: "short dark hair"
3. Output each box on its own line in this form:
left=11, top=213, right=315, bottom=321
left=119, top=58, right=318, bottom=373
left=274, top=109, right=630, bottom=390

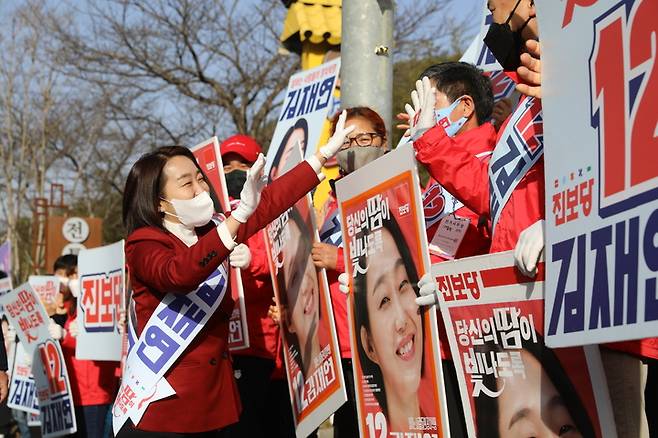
left=353, top=213, right=422, bottom=418
left=53, top=254, right=78, bottom=275
left=269, top=118, right=309, bottom=182
left=474, top=334, right=596, bottom=438
left=419, top=62, right=494, bottom=125
left=122, top=146, right=219, bottom=235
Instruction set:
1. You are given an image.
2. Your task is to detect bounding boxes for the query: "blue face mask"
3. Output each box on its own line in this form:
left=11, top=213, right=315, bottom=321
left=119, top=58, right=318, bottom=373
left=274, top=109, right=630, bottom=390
left=434, top=97, right=468, bottom=137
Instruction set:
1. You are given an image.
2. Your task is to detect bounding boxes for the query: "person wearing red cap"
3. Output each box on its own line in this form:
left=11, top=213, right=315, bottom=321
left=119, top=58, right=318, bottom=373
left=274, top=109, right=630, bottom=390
left=220, top=134, right=297, bottom=437
left=220, top=134, right=263, bottom=200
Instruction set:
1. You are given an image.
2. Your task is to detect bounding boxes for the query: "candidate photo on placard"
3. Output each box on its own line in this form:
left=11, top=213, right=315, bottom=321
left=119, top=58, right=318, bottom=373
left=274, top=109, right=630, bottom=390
left=274, top=202, right=323, bottom=383
left=472, top=332, right=595, bottom=438
left=268, top=118, right=308, bottom=182
left=432, top=250, right=614, bottom=438
left=351, top=207, right=429, bottom=432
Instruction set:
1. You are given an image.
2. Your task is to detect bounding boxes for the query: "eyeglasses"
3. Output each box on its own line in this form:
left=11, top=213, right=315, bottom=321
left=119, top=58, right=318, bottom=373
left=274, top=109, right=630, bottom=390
left=341, top=132, right=383, bottom=148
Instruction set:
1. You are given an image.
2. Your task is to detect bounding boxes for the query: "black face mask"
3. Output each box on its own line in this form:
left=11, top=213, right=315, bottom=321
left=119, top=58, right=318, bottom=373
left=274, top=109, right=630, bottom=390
left=483, top=0, right=533, bottom=71
left=225, top=170, right=247, bottom=199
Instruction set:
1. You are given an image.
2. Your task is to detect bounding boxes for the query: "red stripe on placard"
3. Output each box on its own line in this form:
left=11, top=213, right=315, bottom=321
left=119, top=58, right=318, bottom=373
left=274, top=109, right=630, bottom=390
left=480, top=262, right=545, bottom=288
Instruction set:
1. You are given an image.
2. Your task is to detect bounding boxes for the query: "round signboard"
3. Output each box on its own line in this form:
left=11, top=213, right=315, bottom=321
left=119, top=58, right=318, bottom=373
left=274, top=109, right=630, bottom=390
left=62, top=217, right=90, bottom=243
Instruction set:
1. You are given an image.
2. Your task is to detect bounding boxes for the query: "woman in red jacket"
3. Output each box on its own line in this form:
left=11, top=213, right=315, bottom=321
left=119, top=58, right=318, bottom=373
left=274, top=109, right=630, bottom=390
left=115, top=112, right=353, bottom=437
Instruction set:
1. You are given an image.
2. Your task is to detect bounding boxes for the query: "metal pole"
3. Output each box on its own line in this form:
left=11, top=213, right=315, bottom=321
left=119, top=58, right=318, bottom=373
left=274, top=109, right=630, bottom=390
left=342, top=0, right=394, bottom=148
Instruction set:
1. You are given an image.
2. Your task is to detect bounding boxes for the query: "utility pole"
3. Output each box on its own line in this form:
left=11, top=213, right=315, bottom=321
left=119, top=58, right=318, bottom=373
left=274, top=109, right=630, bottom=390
left=341, top=0, right=394, bottom=147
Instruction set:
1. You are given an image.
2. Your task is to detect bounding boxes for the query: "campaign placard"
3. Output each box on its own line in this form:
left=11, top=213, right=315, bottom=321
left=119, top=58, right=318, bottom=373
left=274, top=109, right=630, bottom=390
left=0, top=284, right=51, bottom=356
left=0, top=284, right=77, bottom=437
left=336, top=144, right=450, bottom=438
left=263, top=145, right=345, bottom=438
left=263, top=57, right=340, bottom=179
left=28, top=276, right=60, bottom=309
left=190, top=136, right=249, bottom=351
left=8, top=342, right=39, bottom=415
left=77, top=240, right=124, bottom=361
left=432, top=251, right=616, bottom=437
left=32, top=339, right=77, bottom=437
left=537, top=0, right=658, bottom=347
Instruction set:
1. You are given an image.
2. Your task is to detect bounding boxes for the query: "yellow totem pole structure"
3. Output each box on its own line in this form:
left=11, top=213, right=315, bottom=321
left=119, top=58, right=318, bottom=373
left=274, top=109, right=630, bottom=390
left=280, top=0, right=342, bottom=221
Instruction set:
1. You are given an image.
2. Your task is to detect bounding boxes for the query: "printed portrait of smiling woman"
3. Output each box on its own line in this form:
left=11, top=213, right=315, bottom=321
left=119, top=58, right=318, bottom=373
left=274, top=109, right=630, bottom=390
left=276, top=205, right=322, bottom=380
left=353, top=213, right=426, bottom=432
left=474, top=336, right=596, bottom=438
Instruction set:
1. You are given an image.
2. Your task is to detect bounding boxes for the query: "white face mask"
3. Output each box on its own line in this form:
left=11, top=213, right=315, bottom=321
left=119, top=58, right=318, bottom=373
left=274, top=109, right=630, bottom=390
left=69, top=278, right=81, bottom=298
left=57, top=276, right=69, bottom=288
left=162, top=190, right=215, bottom=228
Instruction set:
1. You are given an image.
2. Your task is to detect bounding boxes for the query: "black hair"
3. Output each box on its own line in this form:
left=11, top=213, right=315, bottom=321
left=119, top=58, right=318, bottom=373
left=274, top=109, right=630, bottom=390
left=474, top=334, right=596, bottom=438
left=418, top=62, right=495, bottom=125
left=122, top=146, right=220, bottom=235
left=269, top=118, right=309, bottom=182
left=353, top=213, right=422, bottom=418
left=275, top=205, right=317, bottom=377
left=53, top=254, right=78, bottom=276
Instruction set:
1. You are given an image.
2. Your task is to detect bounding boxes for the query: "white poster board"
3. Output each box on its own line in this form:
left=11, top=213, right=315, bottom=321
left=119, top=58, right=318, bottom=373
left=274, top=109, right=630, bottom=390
left=7, top=342, right=39, bottom=415
left=336, top=145, right=451, bottom=437
left=28, top=276, right=60, bottom=309
left=264, top=58, right=340, bottom=179
left=538, top=0, right=658, bottom=347
left=0, top=283, right=77, bottom=437
left=76, top=240, right=124, bottom=361
left=264, top=145, right=346, bottom=438
left=432, top=251, right=617, bottom=437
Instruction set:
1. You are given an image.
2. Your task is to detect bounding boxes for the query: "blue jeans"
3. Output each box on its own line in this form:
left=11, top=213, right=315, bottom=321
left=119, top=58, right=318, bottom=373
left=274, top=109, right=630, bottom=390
left=11, top=409, right=30, bottom=438
left=75, top=404, right=111, bottom=438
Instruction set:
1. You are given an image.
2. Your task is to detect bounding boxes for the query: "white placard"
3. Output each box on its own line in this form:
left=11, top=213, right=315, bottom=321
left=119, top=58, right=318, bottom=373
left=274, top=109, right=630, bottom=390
left=76, top=240, right=125, bottom=361
left=538, top=0, right=658, bottom=347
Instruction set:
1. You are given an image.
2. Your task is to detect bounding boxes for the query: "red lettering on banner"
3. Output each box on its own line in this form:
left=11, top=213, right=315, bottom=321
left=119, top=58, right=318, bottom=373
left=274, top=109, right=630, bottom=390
left=33, top=280, right=58, bottom=304
left=562, top=0, right=598, bottom=28
left=592, top=15, right=626, bottom=197
left=114, top=384, right=137, bottom=415
left=38, top=340, right=67, bottom=396
left=81, top=270, right=123, bottom=331
left=553, top=178, right=594, bottom=226
left=436, top=272, right=481, bottom=301
left=628, top=0, right=657, bottom=187
left=590, top=0, right=658, bottom=215
left=202, top=148, right=216, bottom=172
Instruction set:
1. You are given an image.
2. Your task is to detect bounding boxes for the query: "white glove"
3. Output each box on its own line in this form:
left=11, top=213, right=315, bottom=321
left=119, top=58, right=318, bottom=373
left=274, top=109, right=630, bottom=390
left=319, top=110, right=356, bottom=160
left=514, top=219, right=545, bottom=277
left=68, top=319, right=79, bottom=338
left=405, top=76, right=437, bottom=140
left=338, top=273, right=349, bottom=294
left=233, top=154, right=267, bottom=223
left=229, top=244, right=252, bottom=269
left=48, top=319, right=65, bottom=341
left=415, top=274, right=440, bottom=307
